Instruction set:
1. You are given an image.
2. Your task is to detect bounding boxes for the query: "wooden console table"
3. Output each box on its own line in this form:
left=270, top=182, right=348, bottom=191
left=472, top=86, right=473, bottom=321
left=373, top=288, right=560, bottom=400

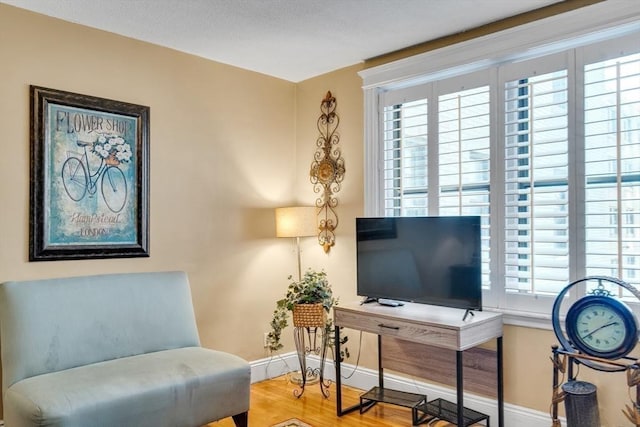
left=334, top=302, right=504, bottom=426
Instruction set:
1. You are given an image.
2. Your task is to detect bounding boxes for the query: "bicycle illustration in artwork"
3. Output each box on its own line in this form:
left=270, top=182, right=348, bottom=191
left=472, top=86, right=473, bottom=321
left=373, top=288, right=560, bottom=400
left=61, top=132, right=132, bottom=213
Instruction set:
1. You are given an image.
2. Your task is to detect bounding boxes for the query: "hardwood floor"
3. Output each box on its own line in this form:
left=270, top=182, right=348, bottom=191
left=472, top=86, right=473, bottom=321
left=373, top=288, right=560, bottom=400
left=210, top=375, right=476, bottom=427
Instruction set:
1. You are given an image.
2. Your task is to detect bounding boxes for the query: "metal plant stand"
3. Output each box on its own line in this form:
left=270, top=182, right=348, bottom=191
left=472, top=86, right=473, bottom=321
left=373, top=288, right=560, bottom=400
left=292, top=325, right=330, bottom=398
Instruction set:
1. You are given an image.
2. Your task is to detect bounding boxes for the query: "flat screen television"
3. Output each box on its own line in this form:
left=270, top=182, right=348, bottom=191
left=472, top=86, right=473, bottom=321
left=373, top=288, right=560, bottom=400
left=356, top=216, right=482, bottom=311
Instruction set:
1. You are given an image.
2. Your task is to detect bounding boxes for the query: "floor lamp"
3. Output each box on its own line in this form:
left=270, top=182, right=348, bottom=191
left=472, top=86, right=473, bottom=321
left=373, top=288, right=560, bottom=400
left=275, top=206, right=317, bottom=281
left=275, top=206, right=320, bottom=387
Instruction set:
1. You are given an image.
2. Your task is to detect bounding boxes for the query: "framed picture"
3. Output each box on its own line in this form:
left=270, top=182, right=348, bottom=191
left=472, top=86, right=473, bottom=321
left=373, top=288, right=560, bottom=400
left=29, top=86, right=150, bottom=261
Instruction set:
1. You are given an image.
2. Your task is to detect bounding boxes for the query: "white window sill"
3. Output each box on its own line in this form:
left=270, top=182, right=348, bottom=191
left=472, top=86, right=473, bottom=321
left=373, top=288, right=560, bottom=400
left=485, top=307, right=555, bottom=331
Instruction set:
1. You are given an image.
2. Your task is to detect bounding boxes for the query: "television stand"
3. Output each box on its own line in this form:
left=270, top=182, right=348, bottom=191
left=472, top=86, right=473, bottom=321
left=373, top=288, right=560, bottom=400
left=463, top=308, right=475, bottom=321
left=334, top=302, right=503, bottom=427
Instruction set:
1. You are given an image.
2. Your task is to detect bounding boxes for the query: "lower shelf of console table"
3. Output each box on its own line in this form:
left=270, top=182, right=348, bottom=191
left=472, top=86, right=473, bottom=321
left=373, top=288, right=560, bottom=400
left=359, top=386, right=429, bottom=426
left=421, top=398, right=490, bottom=426
left=359, top=387, right=490, bottom=426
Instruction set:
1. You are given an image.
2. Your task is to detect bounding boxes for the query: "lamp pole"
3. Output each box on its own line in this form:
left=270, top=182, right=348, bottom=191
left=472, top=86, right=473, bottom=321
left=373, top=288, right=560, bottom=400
left=296, top=236, right=303, bottom=282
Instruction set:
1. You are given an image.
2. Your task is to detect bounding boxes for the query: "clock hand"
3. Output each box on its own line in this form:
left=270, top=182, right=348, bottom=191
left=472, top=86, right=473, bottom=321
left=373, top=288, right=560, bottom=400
left=582, top=321, right=619, bottom=339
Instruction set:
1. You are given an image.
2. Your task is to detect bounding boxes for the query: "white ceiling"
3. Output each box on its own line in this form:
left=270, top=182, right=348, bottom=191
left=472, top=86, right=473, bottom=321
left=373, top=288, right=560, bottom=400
left=2, top=0, right=564, bottom=82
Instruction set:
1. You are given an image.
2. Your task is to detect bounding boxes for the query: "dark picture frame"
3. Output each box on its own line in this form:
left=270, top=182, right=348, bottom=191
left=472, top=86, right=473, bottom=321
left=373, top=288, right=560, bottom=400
left=30, top=86, right=149, bottom=261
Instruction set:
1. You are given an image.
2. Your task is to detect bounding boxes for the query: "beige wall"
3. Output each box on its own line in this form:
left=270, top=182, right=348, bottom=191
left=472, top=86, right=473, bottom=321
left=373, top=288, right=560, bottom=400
left=1, top=4, right=636, bottom=426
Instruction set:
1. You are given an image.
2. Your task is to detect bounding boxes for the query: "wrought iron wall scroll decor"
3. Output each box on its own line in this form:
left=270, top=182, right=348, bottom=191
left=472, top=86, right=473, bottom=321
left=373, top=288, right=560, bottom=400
left=310, top=91, right=345, bottom=253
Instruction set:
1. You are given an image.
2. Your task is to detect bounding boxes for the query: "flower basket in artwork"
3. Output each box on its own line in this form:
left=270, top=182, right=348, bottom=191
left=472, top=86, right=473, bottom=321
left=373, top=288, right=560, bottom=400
left=92, top=134, right=133, bottom=165
left=105, top=153, right=120, bottom=166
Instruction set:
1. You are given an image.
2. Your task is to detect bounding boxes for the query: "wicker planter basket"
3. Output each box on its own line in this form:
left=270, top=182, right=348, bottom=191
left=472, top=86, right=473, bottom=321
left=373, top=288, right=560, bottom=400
left=292, top=303, right=326, bottom=327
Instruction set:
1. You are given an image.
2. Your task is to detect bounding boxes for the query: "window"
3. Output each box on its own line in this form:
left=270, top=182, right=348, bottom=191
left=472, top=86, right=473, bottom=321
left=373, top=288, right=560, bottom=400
left=439, top=86, right=492, bottom=287
left=583, top=52, right=640, bottom=298
left=362, top=8, right=640, bottom=320
left=504, top=70, right=569, bottom=297
left=382, top=99, right=428, bottom=217
left=381, top=81, right=493, bottom=287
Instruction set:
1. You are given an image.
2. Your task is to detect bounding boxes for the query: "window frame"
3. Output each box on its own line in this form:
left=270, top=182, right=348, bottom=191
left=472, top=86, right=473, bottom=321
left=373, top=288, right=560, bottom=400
left=360, top=2, right=640, bottom=329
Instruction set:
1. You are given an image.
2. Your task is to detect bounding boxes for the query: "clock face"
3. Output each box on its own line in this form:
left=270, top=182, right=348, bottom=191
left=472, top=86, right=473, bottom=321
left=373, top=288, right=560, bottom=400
left=566, top=295, right=638, bottom=359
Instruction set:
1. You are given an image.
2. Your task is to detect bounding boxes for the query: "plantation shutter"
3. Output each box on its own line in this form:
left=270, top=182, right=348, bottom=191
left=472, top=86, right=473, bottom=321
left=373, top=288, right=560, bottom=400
left=381, top=87, right=430, bottom=217
left=583, top=50, right=640, bottom=291
left=437, top=85, right=492, bottom=288
left=503, top=64, right=570, bottom=297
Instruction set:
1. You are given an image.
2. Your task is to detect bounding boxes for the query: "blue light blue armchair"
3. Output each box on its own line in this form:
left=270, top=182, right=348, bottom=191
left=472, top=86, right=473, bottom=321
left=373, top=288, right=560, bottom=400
left=0, top=271, right=250, bottom=427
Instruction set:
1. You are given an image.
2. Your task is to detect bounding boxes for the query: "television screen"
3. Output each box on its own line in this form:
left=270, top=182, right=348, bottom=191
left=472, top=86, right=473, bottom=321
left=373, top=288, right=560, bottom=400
left=356, top=216, right=482, bottom=310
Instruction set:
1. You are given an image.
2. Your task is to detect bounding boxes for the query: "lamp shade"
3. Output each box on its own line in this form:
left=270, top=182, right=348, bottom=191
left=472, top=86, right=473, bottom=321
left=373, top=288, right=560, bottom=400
left=275, top=206, right=317, bottom=238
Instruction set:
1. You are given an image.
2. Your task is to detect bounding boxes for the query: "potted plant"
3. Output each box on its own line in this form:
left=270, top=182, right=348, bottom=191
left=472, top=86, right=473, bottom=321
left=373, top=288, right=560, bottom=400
left=267, top=269, right=348, bottom=360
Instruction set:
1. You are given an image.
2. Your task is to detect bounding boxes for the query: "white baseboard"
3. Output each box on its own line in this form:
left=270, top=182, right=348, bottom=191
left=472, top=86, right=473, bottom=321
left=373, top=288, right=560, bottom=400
left=250, top=352, right=565, bottom=427
left=250, top=353, right=300, bottom=383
